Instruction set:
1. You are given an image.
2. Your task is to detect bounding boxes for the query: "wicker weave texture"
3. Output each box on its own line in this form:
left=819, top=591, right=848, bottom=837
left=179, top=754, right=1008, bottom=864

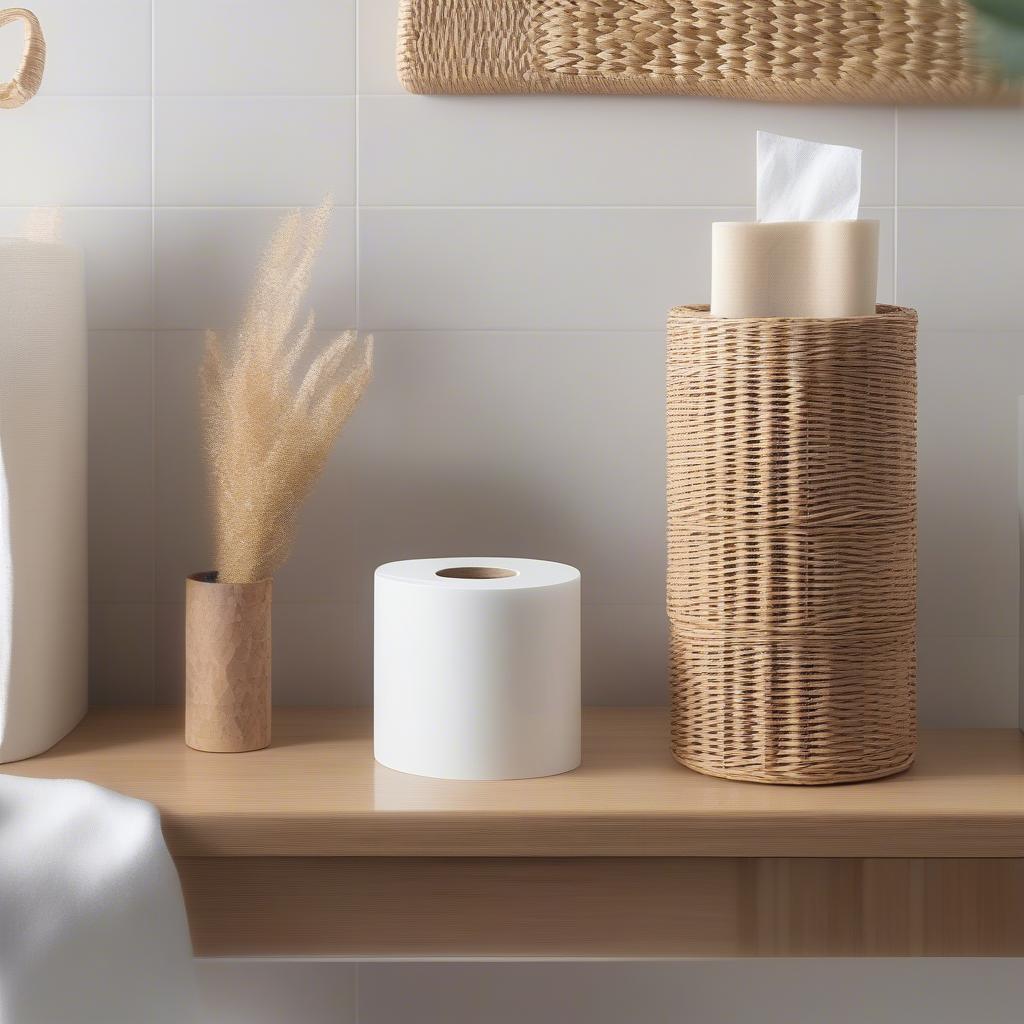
left=398, top=0, right=1019, bottom=102
left=666, top=305, right=917, bottom=785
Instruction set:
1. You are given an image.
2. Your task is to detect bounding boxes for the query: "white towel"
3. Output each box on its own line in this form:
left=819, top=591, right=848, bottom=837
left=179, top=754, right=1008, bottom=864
left=0, top=775, right=198, bottom=1024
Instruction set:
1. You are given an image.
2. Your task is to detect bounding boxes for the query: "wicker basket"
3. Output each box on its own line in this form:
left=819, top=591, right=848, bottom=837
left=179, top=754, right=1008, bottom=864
left=666, top=305, right=917, bottom=785
left=398, top=0, right=1019, bottom=104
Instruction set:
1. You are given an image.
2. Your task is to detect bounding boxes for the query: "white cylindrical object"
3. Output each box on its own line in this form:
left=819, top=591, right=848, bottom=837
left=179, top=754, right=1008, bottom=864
left=0, top=239, right=87, bottom=763
left=711, top=220, right=879, bottom=318
left=374, top=557, right=581, bottom=780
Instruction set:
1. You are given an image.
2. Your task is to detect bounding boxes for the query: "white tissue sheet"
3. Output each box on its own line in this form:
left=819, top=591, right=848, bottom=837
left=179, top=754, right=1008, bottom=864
left=0, top=776, right=198, bottom=1024
left=756, top=131, right=862, bottom=223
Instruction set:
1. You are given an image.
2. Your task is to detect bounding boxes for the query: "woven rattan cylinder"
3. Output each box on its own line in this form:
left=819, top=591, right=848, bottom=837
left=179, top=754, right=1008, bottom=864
left=398, top=0, right=1019, bottom=103
left=667, top=304, right=917, bottom=785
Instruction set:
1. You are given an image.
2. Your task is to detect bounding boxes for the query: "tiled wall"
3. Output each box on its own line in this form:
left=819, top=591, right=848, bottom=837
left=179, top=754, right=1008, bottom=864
left=197, top=960, right=1024, bottom=1024
left=2, top=0, right=1023, bottom=722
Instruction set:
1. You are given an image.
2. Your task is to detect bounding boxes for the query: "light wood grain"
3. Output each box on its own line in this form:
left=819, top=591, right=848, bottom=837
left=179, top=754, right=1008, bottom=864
left=4, top=709, right=1024, bottom=858
left=179, top=856, right=1024, bottom=958
left=179, top=857, right=741, bottom=957
left=8, top=708, right=1024, bottom=957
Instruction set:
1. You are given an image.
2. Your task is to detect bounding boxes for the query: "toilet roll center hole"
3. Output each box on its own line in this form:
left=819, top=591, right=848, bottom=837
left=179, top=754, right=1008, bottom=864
left=436, top=566, right=518, bottom=580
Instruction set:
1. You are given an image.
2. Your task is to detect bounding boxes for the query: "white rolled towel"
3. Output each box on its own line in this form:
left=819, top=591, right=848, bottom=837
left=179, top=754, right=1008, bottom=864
left=0, top=776, right=198, bottom=1024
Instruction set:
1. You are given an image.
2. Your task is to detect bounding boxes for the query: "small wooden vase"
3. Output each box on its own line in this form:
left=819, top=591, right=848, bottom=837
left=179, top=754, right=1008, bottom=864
left=185, top=572, right=271, bottom=752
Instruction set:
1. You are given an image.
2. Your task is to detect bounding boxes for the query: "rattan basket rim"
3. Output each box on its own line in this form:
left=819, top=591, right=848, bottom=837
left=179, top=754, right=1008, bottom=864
left=671, top=303, right=918, bottom=325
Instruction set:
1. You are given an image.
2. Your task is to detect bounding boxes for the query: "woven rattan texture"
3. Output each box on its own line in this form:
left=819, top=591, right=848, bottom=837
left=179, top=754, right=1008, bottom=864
left=398, top=0, right=1019, bottom=102
left=666, top=305, right=917, bottom=785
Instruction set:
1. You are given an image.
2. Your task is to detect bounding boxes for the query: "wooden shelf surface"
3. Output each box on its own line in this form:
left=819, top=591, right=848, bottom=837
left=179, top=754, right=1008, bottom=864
left=5, top=708, right=1024, bottom=859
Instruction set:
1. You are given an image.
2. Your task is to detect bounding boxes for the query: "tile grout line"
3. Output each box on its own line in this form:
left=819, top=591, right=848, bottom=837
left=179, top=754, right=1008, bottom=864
left=137, top=326, right=1024, bottom=337
left=150, top=0, right=158, bottom=705
left=1, top=204, right=1022, bottom=211
left=355, top=0, right=361, bottom=333
left=352, top=0, right=364, bottom=711
left=354, top=12, right=367, bottom=997
left=16, top=93, right=361, bottom=99
left=354, top=960, right=361, bottom=1024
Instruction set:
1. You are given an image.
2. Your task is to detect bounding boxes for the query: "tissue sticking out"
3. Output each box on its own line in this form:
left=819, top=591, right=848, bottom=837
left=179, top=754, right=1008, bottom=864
left=756, top=132, right=862, bottom=223
left=710, top=132, right=879, bottom=319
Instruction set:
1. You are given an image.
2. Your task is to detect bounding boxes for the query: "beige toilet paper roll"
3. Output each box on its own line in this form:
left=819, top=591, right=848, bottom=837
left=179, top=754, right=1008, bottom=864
left=711, top=220, right=879, bottom=318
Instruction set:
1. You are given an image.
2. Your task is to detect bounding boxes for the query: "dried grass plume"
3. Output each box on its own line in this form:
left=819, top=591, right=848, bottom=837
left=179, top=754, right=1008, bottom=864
left=201, top=198, right=371, bottom=584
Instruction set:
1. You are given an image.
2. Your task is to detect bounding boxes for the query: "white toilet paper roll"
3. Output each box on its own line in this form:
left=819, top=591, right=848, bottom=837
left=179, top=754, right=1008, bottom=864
left=374, top=557, right=581, bottom=780
left=711, top=220, right=879, bottom=318
left=0, top=239, right=87, bottom=763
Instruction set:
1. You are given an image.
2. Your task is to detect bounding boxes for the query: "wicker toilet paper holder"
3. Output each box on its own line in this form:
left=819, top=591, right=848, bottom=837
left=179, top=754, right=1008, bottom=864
left=666, top=304, right=918, bottom=785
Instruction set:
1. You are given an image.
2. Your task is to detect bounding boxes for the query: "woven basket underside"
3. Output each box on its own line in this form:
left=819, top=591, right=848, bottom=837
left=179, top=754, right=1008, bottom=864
left=666, top=305, right=918, bottom=785
left=398, top=0, right=1020, bottom=103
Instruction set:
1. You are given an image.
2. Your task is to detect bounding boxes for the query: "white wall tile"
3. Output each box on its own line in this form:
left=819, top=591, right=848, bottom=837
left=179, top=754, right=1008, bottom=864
left=349, top=332, right=665, bottom=607
left=154, top=207, right=356, bottom=329
left=90, top=603, right=154, bottom=706
left=361, top=208, right=895, bottom=330
left=154, top=602, right=184, bottom=704
left=360, top=96, right=895, bottom=206
left=0, top=207, right=153, bottom=330
left=0, top=99, right=150, bottom=205
left=918, top=331, right=1024, bottom=641
left=64, top=208, right=154, bottom=329
left=273, top=602, right=370, bottom=705
left=361, top=207, right=737, bottom=331
left=899, top=108, right=1024, bottom=206
left=359, top=0, right=403, bottom=95
left=154, top=0, right=356, bottom=95
left=88, top=331, right=154, bottom=602
left=898, top=209, right=1024, bottom=331
left=154, top=599, right=370, bottom=707
left=155, top=97, right=356, bottom=206
left=0, top=0, right=151, bottom=95
left=197, top=961, right=357, bottom=1024
left=919, top=635, right=1018, bottom=727
left=584, top=604, right=667, bottom=705
left=153, top=332, right=207, bottom=604
left=358, top=961, right=1024, bottom=1024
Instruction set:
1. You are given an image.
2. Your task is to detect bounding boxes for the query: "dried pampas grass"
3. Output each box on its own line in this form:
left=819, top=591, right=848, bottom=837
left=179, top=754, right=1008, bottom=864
left=201, top=198, right=372, bottom=585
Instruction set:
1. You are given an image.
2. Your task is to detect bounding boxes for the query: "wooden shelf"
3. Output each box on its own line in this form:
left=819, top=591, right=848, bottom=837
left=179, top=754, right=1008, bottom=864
left=7, top=708, right=1024, bottom=957
left=6, top=708, right=1024, bottom=859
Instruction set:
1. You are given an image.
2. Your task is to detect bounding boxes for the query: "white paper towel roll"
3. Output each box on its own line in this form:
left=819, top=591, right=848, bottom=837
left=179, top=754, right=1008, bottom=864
left=710, top=220, right=879, bottom=318
left=0, top=238, right=87, bottom=763
left=374, top=557, right=581, bottom=780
